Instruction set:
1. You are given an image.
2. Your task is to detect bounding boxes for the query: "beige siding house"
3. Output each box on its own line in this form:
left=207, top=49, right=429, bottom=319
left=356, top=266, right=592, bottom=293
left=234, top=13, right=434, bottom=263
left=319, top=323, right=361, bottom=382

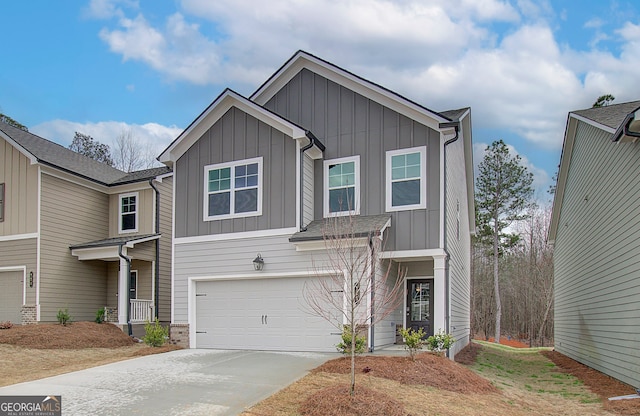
left=549, top=100, right=640, bottom=389
left=0, top=122, right=173, bottom=333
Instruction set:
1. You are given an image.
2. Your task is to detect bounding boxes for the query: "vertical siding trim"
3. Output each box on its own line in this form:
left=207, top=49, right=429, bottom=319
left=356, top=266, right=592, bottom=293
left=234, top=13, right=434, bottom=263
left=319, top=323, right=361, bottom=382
left=36, top=166, right=41, bottom=320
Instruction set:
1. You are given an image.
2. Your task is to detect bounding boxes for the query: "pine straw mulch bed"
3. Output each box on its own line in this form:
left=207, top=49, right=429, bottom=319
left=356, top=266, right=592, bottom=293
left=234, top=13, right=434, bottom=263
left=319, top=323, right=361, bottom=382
left=542, top=350, right=640, bottom=415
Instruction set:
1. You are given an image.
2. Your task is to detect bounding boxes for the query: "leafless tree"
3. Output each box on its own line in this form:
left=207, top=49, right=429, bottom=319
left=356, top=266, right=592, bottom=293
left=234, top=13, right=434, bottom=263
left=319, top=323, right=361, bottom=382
left=112, top=129, right=157, bottom=172
left=303, top=213, right=405, bottom=396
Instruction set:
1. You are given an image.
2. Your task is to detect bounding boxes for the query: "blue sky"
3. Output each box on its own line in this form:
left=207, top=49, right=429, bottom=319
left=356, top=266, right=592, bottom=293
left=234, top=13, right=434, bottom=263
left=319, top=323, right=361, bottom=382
left=1, top=0, right=639, bottom=199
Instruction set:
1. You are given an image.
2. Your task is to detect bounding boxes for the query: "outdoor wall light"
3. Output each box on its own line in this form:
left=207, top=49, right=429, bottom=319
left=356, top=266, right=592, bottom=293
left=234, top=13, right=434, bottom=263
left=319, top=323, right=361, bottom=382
left=253, top=253, right=264, bottom=271
left=29, top=271, right=33, bottom=288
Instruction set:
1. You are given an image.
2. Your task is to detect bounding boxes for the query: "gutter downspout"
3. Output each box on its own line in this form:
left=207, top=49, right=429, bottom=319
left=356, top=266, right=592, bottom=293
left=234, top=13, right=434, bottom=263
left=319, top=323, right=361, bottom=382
left=441, top=122, right=460, bottom=359
left=299, top=132, right=324, bottom=231
left=149, top=178, right=160, bottom=320
left=368, top=235, right=376, bottom=352
left=118, top=244, right=132, bottom=337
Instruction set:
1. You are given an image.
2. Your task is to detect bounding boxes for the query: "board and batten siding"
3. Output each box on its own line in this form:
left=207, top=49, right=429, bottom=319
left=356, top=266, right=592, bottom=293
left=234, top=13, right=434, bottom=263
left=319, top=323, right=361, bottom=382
left=264, top=69, right=441, bottom=252
left=372, top=259, right=403, bottom=348
left=157, top=176, right=173, bottom=322
left=554, top=121, right=640, bottom=388
left=39, top=173, right=109, bottom=322
left=444, top=126, right=472, bottom=357
left=109, top=188, right=155, bottom=237
left=0, top=136, right=38, bottom=236
left=0, top=238, right=37, bottom=305
left=174, top=107, right=297, bottom=238
left=173, top=234, right=335, bottom=323
left=302, top=153, right=314, bottom=228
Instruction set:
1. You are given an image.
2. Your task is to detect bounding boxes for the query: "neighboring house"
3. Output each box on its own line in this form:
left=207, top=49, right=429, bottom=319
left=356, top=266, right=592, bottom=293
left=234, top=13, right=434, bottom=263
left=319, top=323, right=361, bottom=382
left=549, top=100, right=640, bottom=388
left=160, top=51, right=475, bottom=356
left=0, top=122, right=173, bottom=333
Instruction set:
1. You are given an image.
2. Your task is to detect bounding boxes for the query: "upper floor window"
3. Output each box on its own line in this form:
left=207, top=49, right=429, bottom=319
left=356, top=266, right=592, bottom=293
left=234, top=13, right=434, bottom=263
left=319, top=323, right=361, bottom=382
left=0, top=183, right=4, bottom=222
left=119, top=192, right=138, bottom=233
left=385, top=146, right=427, bottom=211
left=204, top=157, right=263, bottom=221
left=324, top=156, right=360, bottom=216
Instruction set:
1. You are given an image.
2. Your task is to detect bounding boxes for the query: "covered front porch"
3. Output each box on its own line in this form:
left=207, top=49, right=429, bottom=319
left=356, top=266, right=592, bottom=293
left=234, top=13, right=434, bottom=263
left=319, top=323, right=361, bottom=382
left=70, top=234, right=161, bottom=328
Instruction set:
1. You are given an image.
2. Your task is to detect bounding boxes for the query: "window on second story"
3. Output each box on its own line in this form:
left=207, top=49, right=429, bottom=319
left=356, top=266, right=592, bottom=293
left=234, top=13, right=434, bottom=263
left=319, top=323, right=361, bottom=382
left=386, top=146, right=427, bottom=212
left=324, top=156, right=360, bottom=217
left=0, top=183, right=4, bottom=222
left=119, top=192, right=138, bottom=233
left=204, top=157, right=263, bottom=221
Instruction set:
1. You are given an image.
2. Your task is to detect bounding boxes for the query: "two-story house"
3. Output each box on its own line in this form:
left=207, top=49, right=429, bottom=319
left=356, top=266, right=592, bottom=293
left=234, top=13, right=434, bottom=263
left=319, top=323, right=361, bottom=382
left=160, top=51, right=474, bottom=356
left=0, top=122, right=172, bottom=334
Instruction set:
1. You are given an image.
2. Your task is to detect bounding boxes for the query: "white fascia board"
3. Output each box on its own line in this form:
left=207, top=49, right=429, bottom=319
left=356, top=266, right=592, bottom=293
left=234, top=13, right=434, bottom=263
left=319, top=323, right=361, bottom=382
left=155, top=171, right=174, bottom=182
left=0, top=130, right=38, bottom=164
left=251, top=52, right=448, bottom=131
left=124, top=234, right=161, bottom=248
left=159, top=90, right=306, bottom=164
left=71, top=246, right=120, bottom=261
left=0, top=233, right=38, bottom=242
left=570, top=113, right=616, bottom=134
left=380, top=248, right=448, bottom=261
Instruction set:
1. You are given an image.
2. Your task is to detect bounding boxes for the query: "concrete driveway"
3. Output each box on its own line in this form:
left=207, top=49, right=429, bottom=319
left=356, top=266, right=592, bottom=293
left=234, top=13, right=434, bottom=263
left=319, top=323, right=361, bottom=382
left=0, top=349, right=333, bottom=415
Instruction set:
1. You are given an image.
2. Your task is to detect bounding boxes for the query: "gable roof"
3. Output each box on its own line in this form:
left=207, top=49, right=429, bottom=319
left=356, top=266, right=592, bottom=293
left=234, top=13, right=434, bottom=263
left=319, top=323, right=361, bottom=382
left=158, top=88, right=309, bottom=167
left=250, top=50, right=453, bottom=131
left=0, top=122, right=170, bottom=186
left=549, top=100, right=640, bottom=242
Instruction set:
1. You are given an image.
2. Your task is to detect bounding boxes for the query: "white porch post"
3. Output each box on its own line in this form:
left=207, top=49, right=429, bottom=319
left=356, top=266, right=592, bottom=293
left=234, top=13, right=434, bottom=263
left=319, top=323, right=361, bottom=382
left=118, top=254, right=129, bottom=325
left=433, top=254, right=447, bottom=334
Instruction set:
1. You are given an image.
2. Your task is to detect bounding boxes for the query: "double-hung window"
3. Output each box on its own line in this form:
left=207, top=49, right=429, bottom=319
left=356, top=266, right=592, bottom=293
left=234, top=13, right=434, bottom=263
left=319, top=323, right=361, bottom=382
left=386, top=146, right=427, bottom=211
left=119, top=192, right=138, bottom=233
left=204, top=157, right=263, bottom=220
left=0, top=183, right=4, bottom=222
left=324, top=156, right=360, bottom=216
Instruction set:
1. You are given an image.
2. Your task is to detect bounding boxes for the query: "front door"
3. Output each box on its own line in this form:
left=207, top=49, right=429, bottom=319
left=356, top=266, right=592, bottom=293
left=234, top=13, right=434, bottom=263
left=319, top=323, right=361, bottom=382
left=406, top=279, right=434, bottom=337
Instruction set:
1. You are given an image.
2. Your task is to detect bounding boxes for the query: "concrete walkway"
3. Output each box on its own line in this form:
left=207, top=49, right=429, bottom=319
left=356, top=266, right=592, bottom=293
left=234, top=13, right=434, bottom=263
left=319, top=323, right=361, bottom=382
left=0, top=349, right=333, bottom=416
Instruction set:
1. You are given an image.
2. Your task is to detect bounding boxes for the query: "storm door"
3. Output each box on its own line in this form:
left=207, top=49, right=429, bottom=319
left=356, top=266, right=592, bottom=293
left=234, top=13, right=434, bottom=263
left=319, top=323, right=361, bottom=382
left=406, top=279, right=434, bottom=337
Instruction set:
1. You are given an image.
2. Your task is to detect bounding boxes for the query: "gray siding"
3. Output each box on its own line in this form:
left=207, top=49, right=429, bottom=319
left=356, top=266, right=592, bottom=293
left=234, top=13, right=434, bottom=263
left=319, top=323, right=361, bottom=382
left=0, top=238, right=37, bottom=306
left=173, top=234, right=331, bottom=323
left=265, top=69, right=441, bottom=251
left=554, top=122, right=640, bottom=388
left=40, top=173, right=109, bottom=322
left=445, top=128, right=472, bottom=357
left=373, top=259, right=403, bottom=348
left=302, top=153, right=314, bottom=228
left=174, top=107, right=297, bottom=238
left=157, top=176, right=173, bottom=322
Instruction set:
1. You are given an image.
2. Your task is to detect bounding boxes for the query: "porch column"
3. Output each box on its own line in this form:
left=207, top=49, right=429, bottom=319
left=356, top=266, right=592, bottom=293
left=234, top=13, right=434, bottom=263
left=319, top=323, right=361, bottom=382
left=118, top=255, right=128, bottom=325
left=432, top=254, right=447, bottom=334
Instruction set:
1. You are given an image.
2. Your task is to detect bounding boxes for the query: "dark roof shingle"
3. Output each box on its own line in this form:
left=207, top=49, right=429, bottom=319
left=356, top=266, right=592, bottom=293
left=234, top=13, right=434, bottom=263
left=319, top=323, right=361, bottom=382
left=289, top=214, right=391, bottom=242
left=572, top=100, right=640, bottom=130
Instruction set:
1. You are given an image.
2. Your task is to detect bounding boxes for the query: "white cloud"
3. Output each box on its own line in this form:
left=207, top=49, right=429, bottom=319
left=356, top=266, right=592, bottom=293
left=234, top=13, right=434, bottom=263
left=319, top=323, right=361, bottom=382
left=30, top=119, right=182, bottom=163
left=84, top=0, right=138, bottom=19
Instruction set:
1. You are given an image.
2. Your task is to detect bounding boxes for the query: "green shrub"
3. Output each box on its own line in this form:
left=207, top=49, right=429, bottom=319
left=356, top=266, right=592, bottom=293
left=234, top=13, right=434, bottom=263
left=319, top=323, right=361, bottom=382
left=56, top=308, right=72, bottom=326
left=95, top=308, right=105, bottom=324
left=143, top=318, right=168, bottom=347
left=426, top=330, right=455, bottom=353
left=399, top=327, right=425, bottom=360
left=336, top=326, right=367, bottom=355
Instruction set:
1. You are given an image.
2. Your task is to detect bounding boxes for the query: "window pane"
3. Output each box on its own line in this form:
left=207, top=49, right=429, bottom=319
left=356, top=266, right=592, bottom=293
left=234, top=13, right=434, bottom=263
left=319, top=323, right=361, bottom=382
left=406, top=165, right=421, bottom=178
left=392, top=180, right=420, bottom=206
left=341, top=161, right=354, bottom=174
left=246, top=163, right=258, bottom=175
left=247, top=174, right=258, bottom=187
left=235, top=177, right=246, bottom=188
left=329, top=187, right=355, bottom=212
left=235, top=189, right=257, bottom=213
left=122, top=213, right=136, bottom=230
left=343, top=173, right=355, bottom=186
left=392, top=166, right=405, bottom=180
left=209, top=170, right=219, bottom=181
left=209, top=192, right=230, bottom=216
left=209, top=181, right=219, bottom=192
left=391, top=154, right=405, bottom=168
left=220, top=179, right=230, bottom=190
left=328, top=164, right=342, bottom=177
left=329, top=176, right=342, bottom=188
left=235, top=165, right=246, bottom=176
left=220, top=168, right=231, bottom=179
left=406, top=152, right=421, bottom=166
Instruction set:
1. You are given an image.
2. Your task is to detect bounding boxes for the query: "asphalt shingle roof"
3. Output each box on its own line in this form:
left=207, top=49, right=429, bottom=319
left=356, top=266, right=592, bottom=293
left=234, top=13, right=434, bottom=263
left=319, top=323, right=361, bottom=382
left=0, top=122, right=171, bottom=185
left=439, top=108, right=469, bottom=123
left=69, top=234, right=160, bottom=249
left=289, top=214, right=391, bottom=242
left=572, top=100, right=640, bottom=130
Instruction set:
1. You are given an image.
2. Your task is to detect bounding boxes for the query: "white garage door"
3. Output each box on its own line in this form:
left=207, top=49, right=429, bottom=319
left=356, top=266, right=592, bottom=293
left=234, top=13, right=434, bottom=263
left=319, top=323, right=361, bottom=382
left=0, top=271, right=23, bottom=324
left=195, top=276, right=342, bottom=352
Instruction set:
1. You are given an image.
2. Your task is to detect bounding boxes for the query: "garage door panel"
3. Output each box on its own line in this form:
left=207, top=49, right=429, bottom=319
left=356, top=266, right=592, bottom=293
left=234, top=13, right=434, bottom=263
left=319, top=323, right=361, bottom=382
left=0, top=271, right=23, bottom=324
left=196, top=277, right=341, bottom=352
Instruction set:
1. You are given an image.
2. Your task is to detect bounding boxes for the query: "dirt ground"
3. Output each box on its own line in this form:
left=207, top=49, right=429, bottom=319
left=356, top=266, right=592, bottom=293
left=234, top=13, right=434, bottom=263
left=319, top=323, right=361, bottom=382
left=0, top=322, right=180, bottom=387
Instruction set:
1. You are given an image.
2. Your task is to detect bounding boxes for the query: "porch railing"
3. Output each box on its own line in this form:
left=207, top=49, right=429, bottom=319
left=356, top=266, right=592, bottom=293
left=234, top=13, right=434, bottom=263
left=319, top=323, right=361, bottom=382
left=130, top=299, right=154, bottom=323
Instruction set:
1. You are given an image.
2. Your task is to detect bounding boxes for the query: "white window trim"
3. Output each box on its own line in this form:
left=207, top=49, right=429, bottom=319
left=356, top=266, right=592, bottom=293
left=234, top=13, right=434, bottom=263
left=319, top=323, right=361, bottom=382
left=118, top=192, right=139, bottom=234
left=130, top=270, right=138, bottom=300
left=323, top=155, right=360, bottom=217
left=203, top=157, right=263, bottom=221
left=385, top=146, right=427, bottom=212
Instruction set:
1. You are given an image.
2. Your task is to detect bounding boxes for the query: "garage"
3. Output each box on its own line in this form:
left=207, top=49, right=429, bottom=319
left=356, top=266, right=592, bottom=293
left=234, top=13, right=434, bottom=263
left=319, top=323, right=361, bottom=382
left=195, top=276, right=342, bottom=352
left=0, top=271, right=23, bottom=324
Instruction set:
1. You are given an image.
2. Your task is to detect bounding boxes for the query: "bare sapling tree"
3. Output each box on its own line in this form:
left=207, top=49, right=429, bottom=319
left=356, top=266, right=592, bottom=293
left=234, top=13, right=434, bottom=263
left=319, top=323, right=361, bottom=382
left=303, top=212, right=405, bottom=396
left=112, top=128, right=157, bottom=172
